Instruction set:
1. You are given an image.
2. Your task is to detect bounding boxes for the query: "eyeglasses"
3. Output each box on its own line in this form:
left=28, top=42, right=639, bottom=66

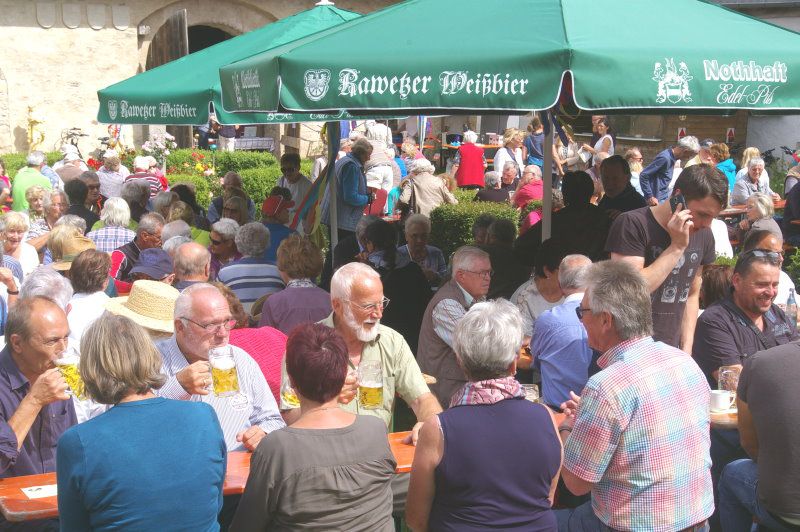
left=575, top=306, right=594, bottom=320
left=181, top=317, right=236, bottom=332
left=209, top=238, right=225, bottom=246
left=347, top=297, right=390, bottom=312
left=464, top=269, right=494, bottom=279
left=280, top=166, right=298, bottom=173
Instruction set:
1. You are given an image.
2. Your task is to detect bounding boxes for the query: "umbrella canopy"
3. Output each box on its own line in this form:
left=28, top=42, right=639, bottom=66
left=97, top=4, right=362, bottom=125
left=219, top=0, right=800, bottom=114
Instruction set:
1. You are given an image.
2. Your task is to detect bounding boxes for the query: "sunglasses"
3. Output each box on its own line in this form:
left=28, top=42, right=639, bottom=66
left=575, top=306, right=593, bottom=320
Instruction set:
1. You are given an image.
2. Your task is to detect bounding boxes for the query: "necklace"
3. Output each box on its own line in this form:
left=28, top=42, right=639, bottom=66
left=301, top=405, right=340, bottom=416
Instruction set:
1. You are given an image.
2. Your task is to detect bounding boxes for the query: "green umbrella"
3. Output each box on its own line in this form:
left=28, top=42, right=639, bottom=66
left=96, top=4, right=362, bottom=125
left=219, top=0, right=800, bottom=113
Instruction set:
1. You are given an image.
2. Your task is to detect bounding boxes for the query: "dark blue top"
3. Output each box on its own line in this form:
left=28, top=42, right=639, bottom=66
left=261, top=222, right=297, bottom=264
left=639, top=148, right=676, bottom=201
left=429, top=398, right=561, bottom=531
left=57, top=397, right=226, bottom=531
left=0, top=346, right=76, bottom=479
left=525, top=132, right=545, bottom=163
left=598, top=183, right=647, bottom=214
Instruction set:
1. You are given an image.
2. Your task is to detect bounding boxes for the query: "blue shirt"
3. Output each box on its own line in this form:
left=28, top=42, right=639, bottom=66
left=532, top=293, right=593, bottom=407
left=217, top=257, right=285, bottom=314
left=261, top=223, right=296, bottom=264
left=57, top=397, right=226, bottom=531
left=639, top=148, right=676, bottom=202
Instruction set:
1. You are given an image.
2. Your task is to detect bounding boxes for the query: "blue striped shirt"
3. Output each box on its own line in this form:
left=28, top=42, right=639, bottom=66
left=156, top=336, right=285, bottom=451
left=217, top=257, right=284, bottom=314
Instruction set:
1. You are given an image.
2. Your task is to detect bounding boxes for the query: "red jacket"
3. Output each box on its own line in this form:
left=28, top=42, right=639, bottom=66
left=454, top=143, right=485, bottom=188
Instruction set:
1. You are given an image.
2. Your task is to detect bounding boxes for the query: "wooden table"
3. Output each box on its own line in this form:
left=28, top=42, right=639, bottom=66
left=0, top=434, right=417, bottom=522
left=710, top=410, right=738, bottom=430
left=719, top=199, right=785, bottom=217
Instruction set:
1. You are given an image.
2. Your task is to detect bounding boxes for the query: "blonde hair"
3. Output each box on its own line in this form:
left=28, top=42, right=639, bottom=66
left=502, top=128, right=524, bottom=146
left=25, top=185, right=45, bottom=204
left=80, top=313, right=166, bottom=404
left=740, top=147, right=761, bottom=170
left=47, top=224, right=81, bottom=261
left=277, top=234, right=323, bottom=280
left=0, top=211, right=29, bottom=233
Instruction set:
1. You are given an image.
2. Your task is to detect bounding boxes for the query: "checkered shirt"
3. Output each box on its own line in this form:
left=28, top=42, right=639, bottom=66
left=563, top=336, right=713, bottom=531
left=87, top=226, right=136, bottom=253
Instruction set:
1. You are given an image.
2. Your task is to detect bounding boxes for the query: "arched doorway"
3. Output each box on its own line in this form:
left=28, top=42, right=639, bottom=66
left=189, top=25, right=233, bottom=53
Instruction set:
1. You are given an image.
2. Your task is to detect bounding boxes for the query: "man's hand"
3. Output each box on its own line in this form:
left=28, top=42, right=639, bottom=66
left=403, top=421, right=424, bottom=446
left=28, top=368, right=69, bottom=407
left=236, top=426, right=266, bottom=451
left=738, top=218, right=750, bottom=231
left=559, top=391, right=582, bottom=428
left=338, top=372, right=358, bottom=404
left=176, top=361, right=212, bottom=395
left=647, top=196, right=659, bottom=207
left=666, top=206, right=693, bottom=250
left=0, top=267, right=15, bottom=290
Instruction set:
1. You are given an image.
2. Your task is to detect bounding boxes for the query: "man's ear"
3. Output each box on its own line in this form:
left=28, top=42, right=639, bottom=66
left=8, top=334, right=22, bottom=354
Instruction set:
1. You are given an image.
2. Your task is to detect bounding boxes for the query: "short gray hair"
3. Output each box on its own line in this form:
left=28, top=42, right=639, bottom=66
left=502, top=160, right=519, bottom=173
left=133, top=156, right=150, bottom=171
left=26, top=151, right=45, bottom=167
left=173, top=242, right=211, bottom=278
left=174, top=283, right=223, bottom=320
left=453, top=299, right=523, bottom=381
left=558, top=254, right=592, bottom=291
left=678, top=135, right=701, bottom=153
left=330, top=262, right=380, bottom=301
left=463, top=130, right=478, bottom=144
left=585, top=260, right=653, bottom=340
left=747, top=156, right=765, bottom=170
left=409, top=158, right=435, bottom=175
left=163, top=235, right=192, bottom=257
left=235, top=222, right=270, bottom=257
left=19, top=266, right=74, bottom=310
left=121, top=179, right=150, bottom=207
left=100, top=197, right=130, bottom=227
left=152, top=191, right=178, bottom=216
left=161, top=220, right=191, bottom=242
left=523, top=165, right=542, bottom=179
left=54, top=214, right=86, bottom=234
left=484, top=171, right=501, bottom=188
left=137, top=212, right=165, bottom=237
left=211, top=218, right=239, bottom=241
left=747, top=192, right=774, bottom=219
left=43, top=190, right=67, bottom=210
left=451, top=245, right=490, bottom=275
left=404, top=213, right=431, bottom=233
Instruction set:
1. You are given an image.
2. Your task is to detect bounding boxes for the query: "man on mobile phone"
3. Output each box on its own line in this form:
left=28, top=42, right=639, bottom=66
left=605, top=164, right=728, bottom=353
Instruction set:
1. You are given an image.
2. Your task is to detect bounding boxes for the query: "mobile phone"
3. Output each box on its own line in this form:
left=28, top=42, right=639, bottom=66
left=670, top=193, right=686, bottom=213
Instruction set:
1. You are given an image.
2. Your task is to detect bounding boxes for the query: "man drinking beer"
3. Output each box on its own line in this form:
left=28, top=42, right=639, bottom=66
left=156, top=283, right=284, bottom=451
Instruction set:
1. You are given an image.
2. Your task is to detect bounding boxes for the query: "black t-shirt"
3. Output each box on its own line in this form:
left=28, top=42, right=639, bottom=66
left=605, top=206, right=715, bottom=348
left=598, top=184, right=647, bottom=214
left=739, top=343, right=800, bottom=517
left=692, top=295, right=798, bottom=387
left=474, top=188, right=510, bottom=203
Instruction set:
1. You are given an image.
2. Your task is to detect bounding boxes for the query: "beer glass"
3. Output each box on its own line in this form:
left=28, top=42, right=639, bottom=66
left=520, top=384, right=539, bottom=403
left=209, top=346, right=239, bottom=397
left=718, top=365, right=741, bottom=408
left=281, top=379, right=300, bottom=409
left=56, top=348, right=84, bottom=400
left=357, top=361, right=383, bottom=410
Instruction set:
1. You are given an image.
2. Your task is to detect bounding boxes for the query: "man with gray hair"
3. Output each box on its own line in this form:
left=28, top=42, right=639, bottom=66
left=640, top=135, right=700, bottom=205
left=418, top=246, right=493, bottom=406
left=12, top=151, right=52, bottom=212
left=125, top=156, right=163, bottom=199
left=531, top=254, right=594, bottom=408
left=475, top=171, right=510, bottom=202
left=110, top=212, right=165, bottom=283
left=173, top=242, right=211, bottom=291
left=120, top=179, right=150, bottom=223
left=556, top=260, right=713, bottom=531
left=19, top=266, right=74, bottom=311
left=217, top=222, right=283, bottom=314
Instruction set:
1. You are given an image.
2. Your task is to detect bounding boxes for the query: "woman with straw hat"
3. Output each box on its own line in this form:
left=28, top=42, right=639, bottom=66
left=105, top=280, right=180, bottom=340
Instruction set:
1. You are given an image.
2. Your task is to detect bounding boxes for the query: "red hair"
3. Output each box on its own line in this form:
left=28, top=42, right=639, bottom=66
left=285, top=323, right=348, bottom=403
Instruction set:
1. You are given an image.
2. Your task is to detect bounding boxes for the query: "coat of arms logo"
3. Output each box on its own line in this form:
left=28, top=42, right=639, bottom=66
left=304, top=69, right=331, bottom=102
left=653, top=59, right=693, bottom=104
left=107, top=99, right=118, bottom=120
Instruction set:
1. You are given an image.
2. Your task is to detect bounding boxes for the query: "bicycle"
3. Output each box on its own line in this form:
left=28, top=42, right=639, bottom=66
left=59, top=127, right=89, bottom=159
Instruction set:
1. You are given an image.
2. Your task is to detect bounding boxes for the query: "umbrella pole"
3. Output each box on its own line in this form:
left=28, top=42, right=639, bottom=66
left=542, top=124, right=553, bottom=241
left=327, top=121, right=340, bottom=248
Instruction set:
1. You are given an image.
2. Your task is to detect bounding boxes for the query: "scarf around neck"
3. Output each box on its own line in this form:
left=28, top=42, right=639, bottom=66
left=449, top=375, right=523, bottom=408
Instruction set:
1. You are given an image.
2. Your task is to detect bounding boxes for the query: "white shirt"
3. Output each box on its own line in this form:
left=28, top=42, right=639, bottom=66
left=67, top=291, right=109, bottom=348
left=432, top=283, right=475, bottom=349
left=710, top=218, right=734, bottom=259
left=493, top=146, right=524, bottom=175
left=777, top=270, right=796, bottom=307
left=511, top=279, right=564, bottom=335
left=278, top=174, right=313, bottom=232
left=16, top=242, right=40, bottom=276
left=156, top=336, right=285, bottom=451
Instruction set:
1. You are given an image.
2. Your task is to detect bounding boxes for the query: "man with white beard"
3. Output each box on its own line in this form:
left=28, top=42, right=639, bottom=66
left=279, top=262, right=441, bottom=445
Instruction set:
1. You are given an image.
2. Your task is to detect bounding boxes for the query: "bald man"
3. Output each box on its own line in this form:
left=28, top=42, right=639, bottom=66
left=173, top=242, right=211, bottom=291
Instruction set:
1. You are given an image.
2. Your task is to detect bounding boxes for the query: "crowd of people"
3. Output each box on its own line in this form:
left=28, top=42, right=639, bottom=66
left=0, top=115, right=797, bottom=531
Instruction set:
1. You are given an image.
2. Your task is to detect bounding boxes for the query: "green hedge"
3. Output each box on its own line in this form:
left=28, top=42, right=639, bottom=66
left=168, top=174, right=215, bottom=209
left=430, top=201, right=518, bottom=258
left=238, top=168, right=280, bottom=205
left=166, top=149, right=277, bottom=176
left=1, top=151, right=62, bottom=175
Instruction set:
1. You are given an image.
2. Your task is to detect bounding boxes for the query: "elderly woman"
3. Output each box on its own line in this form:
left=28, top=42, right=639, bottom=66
left=26, top=189, right=67, bottom=252
left=171, top=183, right=211, bottom=231
left=57, top=313, right=226, bottom=530
left=25, top=185, right=46, bottom=223
left=209, top=217, right=241, bottom=280
left=121, top=179, right=150, bottom=224
left=66, top=249, right=111, bottom=347
left=452, top=130, right=487, bottom=189
left=152, top=190, right=178, bottom=219
left=514, top=165, right=545, bottom=209
left=168, top=200, right=211, bottom=245
left=231, top=322, right=395, bottom=530
left=258, top=234, right=331, bottom=334
left=222, top=193, right=251, bottom=226
left=97, top=153, right=130, bottom=200
left=731, top=156, right=778, bottom=205
left=710, top=142, right=737, bottom=192
left=406, top=299, right=562, bottom=530
left=474, top=171, right=511, bottom=203
left=493, top=128, right=525, bottom=181
left=500, top=160, right=520, bottom=191
left=399, top=158, right=457, bottom=217
left=86, top=197, right=136, bottom=252
left=737, top=192, right=782, bottom=243
left=1, top=212, right=39, bottom=275
left=397, top=213, right=447, bottom=287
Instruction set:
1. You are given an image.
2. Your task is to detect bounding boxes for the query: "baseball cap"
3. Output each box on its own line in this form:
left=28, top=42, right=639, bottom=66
left=130, top=248, right=173, bottom=279
left=261, top=195, right=294, bottom=217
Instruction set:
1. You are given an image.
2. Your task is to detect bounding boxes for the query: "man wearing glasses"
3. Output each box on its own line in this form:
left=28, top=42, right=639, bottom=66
left=157, top=283, right=284, bottom=452
left=418, top=246, right=493, bottom=407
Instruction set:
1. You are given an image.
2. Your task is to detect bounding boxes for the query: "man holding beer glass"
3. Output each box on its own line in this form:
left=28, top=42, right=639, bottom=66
left=156, top=283, right=284, bottom=451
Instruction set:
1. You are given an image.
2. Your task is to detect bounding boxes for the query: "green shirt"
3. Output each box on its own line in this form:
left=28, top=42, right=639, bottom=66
left=191, top=227, right=211, bottom=246
left=280, top=313, right=431, bottom=427
left=11, top=167, right=52, bottom=212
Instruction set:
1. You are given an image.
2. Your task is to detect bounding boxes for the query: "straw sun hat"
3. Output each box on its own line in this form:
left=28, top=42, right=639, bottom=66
left=104, top=280, right=179, bottom=333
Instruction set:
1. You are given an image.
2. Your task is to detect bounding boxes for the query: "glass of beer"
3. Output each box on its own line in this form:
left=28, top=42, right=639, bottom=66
left=209, top=346, right=239, bottom=397
left=55, top=348, right=84, bottom=400
left=357, top=361, right=382, bottom=410
left=281, top=379, right=300, bottom=409
left=520, top=384, right=540, bottom=403
left=718, top=365, right=741, bottom=407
